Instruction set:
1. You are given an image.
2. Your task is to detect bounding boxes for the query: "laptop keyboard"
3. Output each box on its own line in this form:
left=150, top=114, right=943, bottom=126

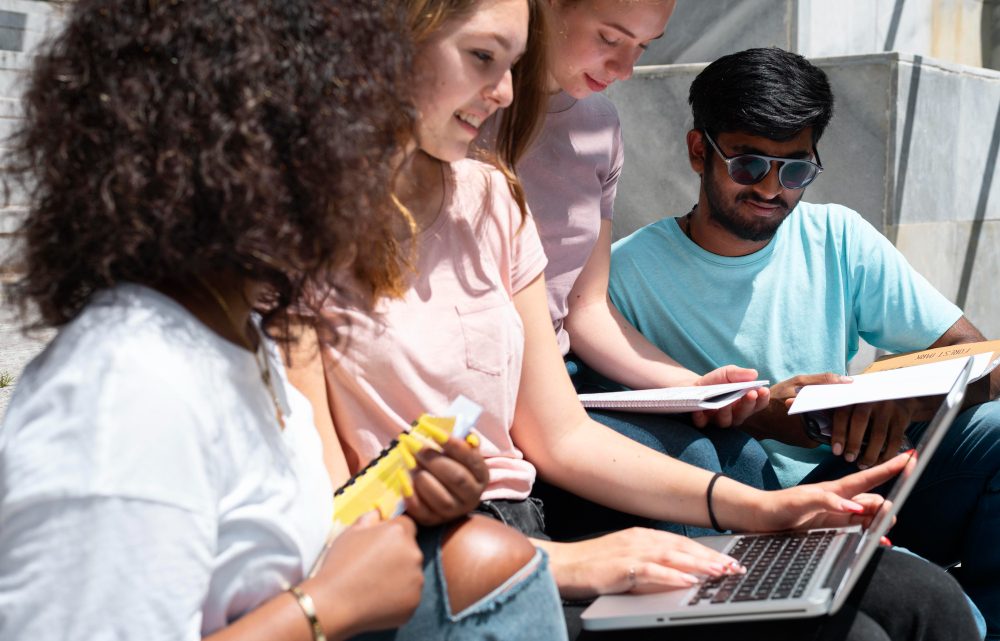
left=688, top=530, right=837, bottom=605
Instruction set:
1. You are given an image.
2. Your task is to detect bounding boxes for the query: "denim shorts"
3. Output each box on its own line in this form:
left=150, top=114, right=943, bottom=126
left=350, top=523, right=566, bottom=640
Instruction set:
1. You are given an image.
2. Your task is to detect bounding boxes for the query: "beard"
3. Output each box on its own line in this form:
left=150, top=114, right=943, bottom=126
left=703, top=159, right=801, bottom=242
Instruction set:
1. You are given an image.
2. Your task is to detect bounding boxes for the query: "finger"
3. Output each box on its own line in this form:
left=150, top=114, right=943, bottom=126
left=794, top=373, right=854, bottom=387
left=844, top=404, right=873, bottom=463
left=699, top=365, right=758, bottom=385
left=880, top=418, right=908, bottom=465
left=630, top=563, right=701, bottom=594
left=355, top=510, right=382, bottom=528
left=690, top=410, right=709, bottom=428
left=754, top=387, right=770, bottom=410
left=727, top=393, right=757, bottom=426
left=829, top=454, right=907, bottom=496
left=390, top=514, right=418, bottom=538
left=858, top=408, right=890, bottom=469
left=651, top=549, right=730, bottom=578
left=438, top=437, right=490, bottom=485
left=663, top=541, right=745, bottom=574
left=416, top=448, right=484, bottom=502
left=410, top=468, right=467, bottom=520
left=710, top=406, right=734, bottom=428
left=402, top=490, right=439, bottom=525
left=830, top=407, right=849, bottom=457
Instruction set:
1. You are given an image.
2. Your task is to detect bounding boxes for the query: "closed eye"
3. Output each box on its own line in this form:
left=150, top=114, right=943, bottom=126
left=471, top=50, right=494, bottom=63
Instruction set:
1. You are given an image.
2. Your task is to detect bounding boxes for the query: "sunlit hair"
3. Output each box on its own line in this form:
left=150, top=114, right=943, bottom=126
left=3, top=0, right=414, bottom=336
left=407, top=0, right=549, bottom=221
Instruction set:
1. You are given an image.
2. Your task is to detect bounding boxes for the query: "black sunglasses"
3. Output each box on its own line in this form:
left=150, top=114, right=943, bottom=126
left=702, top=131, right=823, bottom=190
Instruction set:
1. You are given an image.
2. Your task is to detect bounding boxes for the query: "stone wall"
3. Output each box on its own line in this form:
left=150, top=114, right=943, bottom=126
left=0, top=1, right=62, bottom=418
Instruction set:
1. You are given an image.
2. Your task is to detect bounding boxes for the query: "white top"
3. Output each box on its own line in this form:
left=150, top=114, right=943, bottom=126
left=0, top=284, right=333, bottom=639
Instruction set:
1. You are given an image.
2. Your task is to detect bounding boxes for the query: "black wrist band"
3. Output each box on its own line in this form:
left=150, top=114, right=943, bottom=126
left=707, top=472, right=725, bottom=532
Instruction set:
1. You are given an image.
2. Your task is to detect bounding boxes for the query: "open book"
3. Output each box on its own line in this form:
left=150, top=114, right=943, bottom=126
left=578, top=380, right=768, bottom=413
left=788, top=351, right=997, bottom=415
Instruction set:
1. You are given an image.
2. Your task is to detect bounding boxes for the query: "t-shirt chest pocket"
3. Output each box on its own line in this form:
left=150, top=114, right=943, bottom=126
left=455, top=297, right=518, bottom=376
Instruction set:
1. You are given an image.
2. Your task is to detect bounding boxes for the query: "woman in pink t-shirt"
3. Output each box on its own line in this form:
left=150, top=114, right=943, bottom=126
left=285, top=0, right=966, bottom=618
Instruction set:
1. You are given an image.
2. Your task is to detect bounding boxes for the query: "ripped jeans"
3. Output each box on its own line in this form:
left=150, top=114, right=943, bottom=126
left=350, top=523, right=566, bottom=641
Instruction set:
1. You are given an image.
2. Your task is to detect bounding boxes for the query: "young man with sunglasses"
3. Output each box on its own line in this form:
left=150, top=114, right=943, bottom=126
left=607, top=47, right=1000, bottom=638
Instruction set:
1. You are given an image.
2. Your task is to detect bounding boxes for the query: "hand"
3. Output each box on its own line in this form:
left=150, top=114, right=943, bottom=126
left=304, top=513, right=424, bottom=638
left=829, top=398, right=919, bottom=468
left=740, top=373, right=852, bottom=446
left=691, top=365, right=770, bottom=428
left=746, top=453, right=907, bottom=532
left=405, top=435, right=489, bottom=526
left=546, top=527, right=745, bottom=601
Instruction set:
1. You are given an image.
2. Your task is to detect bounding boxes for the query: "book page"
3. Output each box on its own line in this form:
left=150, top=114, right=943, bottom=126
left=788, top=356, right=979, bottom=414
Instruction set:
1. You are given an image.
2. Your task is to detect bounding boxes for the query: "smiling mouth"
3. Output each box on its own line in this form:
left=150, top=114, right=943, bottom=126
left=584, top=74, right=608, bottom=91
left=455, top=110, right=484, bottom=132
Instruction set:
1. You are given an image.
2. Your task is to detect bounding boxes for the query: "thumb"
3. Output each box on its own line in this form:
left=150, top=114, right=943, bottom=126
left=354, top=510, right=382, bottom=528
left=700, top=365, right=758, bottom=385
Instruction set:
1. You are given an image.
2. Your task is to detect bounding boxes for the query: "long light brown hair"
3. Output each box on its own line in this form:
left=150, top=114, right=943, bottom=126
left=406, top=0, right=549, bottom=221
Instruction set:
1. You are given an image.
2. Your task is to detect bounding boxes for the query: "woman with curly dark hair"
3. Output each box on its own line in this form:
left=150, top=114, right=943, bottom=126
left=0, top=1, right=565, bottom=639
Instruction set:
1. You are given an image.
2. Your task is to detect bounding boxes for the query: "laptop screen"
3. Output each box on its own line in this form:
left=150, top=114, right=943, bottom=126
left=829, top=355, right=974, bottom=612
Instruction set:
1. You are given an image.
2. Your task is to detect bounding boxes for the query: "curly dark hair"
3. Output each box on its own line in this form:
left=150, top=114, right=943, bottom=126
left=4, top=0, right=415, bottom=336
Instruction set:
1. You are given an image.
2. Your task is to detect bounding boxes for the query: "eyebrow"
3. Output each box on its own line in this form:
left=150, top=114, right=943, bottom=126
left=466, top=30, right=514, bottom=51
left=603, top=22, right=665, bottom=41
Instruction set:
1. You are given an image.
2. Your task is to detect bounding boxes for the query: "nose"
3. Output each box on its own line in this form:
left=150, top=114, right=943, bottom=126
left=486, top=69, right=514, bottom=108
left=752, top=161, right=784, bottom=199
left=607, top=47, right=642, bottom=82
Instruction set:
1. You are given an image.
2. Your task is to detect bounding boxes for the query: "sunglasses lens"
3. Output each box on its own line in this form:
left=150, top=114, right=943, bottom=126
left=728, top=156, right=770, bottom=185
left=779, top=161, right=818, bottom=189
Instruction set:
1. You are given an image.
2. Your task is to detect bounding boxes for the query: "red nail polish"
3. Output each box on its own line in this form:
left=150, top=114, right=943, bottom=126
left=880, top=536, right=892, bottom=546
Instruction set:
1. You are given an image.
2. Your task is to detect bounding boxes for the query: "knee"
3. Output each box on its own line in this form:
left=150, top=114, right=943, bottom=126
left=441, top=514, right=538, bottom=614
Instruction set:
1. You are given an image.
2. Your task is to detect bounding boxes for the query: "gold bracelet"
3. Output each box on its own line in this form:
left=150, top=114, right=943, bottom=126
left=289, top=586, right=327, bottom=641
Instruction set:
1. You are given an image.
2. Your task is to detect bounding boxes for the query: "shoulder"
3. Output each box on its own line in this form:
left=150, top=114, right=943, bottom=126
left=1, top=285, right=235, bottom=510
left=449, top=158, right=522, bottom=225
left=574, top=92, right=621, bottom=123
left=613, top=217, right=676, bottom=255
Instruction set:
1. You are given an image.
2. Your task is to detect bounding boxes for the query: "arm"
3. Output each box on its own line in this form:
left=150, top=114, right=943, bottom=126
left=757, top=316, right=996, bottom=469
left=512, top=274, right=908, bottom=595
left=284, top=319, right=352, bottom=488
left=928, top=315, right=999, bottom=403
left=564, top=220, right=767, bottom=426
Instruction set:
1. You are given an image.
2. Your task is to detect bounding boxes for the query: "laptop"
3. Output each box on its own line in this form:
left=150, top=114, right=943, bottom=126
left=581, top=356, right=975, bottom=631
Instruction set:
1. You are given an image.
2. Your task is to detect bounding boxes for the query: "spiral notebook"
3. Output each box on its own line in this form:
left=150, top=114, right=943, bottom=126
left=578, top=380, right=768, bottom=413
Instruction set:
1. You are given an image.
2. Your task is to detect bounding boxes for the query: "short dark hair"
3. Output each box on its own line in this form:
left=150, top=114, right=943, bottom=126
left=5, top=0, right=413, bottom=334
left=689, top=47, right=834, bottom=144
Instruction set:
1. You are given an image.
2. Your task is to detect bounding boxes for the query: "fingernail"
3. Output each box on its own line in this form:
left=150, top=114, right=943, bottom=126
left=729, top=560, right=746, bottom=573
left=832, top=442, right=843, bottom=456
left=857, top=463, right=869, bottom=470
left=840, top=376, right=853, bottom=382
left=680, top=573, right=700, bottom=585
left=880, top=536, right=892, bottom=546
left=842, top=500, right=864, bottom=513
left=465, top=432, right=480, bottom=448
left=844, top=452, right=856, bottom=462
left=902, top=449, right=915, bottom=457
left=709, top=563, right=726, bottom=575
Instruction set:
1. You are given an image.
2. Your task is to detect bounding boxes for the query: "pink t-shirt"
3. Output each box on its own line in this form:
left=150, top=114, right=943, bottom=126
left=322, top=159, right=547, bottom=500
left=519, top=92, right=624, bottom=355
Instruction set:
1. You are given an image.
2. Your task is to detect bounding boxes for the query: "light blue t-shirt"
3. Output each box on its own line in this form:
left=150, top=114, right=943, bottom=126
left=608, top=202, right=962, bottom=486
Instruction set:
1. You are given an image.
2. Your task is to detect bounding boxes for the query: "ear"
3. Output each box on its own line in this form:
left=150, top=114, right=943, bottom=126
left=686, top=129, right=706, bottom=175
